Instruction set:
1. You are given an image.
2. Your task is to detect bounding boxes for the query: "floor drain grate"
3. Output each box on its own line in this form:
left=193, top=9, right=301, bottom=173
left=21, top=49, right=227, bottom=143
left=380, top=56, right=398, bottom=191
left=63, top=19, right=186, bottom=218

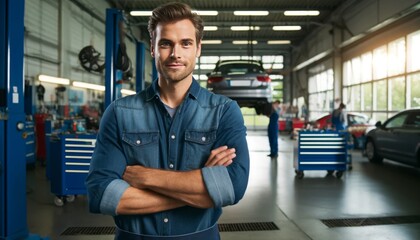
left=61, top=226, right=115, bottom=235
left=321, top=215, right=420, bottom=228
left=61, top=222, right=279, bottom=235
left=219, top=222, right=279, bottom=232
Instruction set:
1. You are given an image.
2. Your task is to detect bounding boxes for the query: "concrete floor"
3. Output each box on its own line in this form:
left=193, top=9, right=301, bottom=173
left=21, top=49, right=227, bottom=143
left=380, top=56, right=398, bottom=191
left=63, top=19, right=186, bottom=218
left=26, top=130, right=420, bottom=240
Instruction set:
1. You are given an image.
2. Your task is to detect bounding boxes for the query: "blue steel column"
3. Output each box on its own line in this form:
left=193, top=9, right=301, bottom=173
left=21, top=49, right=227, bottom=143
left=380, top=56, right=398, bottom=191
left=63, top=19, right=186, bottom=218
left=1, top=0, right=48, bottom=239
left=135, top=41, right=146, bottom=92
left=1, top=0, right=27, bottom=238
left=104, top=9, right=122, bottom=109
left=152, top=58, right=158, bottom=81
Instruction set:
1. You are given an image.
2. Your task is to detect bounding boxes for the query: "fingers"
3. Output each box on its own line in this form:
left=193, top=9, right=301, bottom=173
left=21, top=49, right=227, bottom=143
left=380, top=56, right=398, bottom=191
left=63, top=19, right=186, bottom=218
left=205, top=146, right=236, bottom=167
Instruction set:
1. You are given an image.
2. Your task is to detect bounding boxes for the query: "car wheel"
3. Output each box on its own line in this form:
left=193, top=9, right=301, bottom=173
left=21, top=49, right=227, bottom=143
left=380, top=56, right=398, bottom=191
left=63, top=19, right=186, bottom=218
left=365, top=139, right=383, bottom=163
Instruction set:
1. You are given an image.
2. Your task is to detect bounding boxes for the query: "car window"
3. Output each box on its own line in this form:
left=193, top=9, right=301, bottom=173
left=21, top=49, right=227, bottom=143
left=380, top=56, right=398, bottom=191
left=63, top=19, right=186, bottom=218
left=217, top=63, right=264, bottom=75
left=348, top=114, right=368, bottom=125
left=404, top=111, right=420, bottom=128
left=384, top=113, right=408, bottom=128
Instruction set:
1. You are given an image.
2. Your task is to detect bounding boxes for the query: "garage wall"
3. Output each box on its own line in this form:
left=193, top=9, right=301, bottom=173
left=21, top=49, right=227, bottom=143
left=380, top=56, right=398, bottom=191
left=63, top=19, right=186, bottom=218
left=291, top=0, right=419, bottom=117
left=24, top=0, right=151, bottom=113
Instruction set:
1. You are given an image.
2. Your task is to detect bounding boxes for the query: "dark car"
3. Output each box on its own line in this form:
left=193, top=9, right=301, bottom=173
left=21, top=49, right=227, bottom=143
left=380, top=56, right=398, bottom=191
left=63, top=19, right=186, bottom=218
left=312, top=112, right=374, bottom=148
left=365, top=108, right=420, bottom=166
left=206, top=60, right=272, bottom=115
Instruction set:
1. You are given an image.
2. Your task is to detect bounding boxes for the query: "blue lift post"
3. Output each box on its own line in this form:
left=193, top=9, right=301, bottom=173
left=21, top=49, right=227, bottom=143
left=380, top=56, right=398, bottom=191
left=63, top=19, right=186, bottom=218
left=104, top=8, right=122, bottom=109
left=105, top=9, right=147, bottom=106
left=0, top=0, right=47, bottom=239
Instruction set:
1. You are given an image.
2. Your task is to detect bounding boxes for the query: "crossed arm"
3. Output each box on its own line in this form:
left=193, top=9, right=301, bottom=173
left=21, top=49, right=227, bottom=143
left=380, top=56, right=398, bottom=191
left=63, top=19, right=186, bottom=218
left=116, top=146, right=236, bottom=215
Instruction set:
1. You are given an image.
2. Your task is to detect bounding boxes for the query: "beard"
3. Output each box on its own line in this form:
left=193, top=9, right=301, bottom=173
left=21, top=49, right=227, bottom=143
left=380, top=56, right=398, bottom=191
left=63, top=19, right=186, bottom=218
left=158, top=60, right=196, bottom=83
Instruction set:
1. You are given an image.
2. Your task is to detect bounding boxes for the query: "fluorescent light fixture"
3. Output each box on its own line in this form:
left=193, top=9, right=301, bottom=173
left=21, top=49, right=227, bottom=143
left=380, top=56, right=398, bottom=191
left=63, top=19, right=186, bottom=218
left=121, top=89, right=136, bottom=95
left=231, top=26, right=260, bottom=31
left=233, top=11, right=269, bottom=16
left=38, top=74, right=70, bottom=85
left=72, top=81, right=105, bottom=91
left=232, top=40, right=258, bottom=45
left=201, top=40, right=222, bottom=44
left=273, top=26, right=301, bottom=31
left=130, top=11, right=152, bottom=16
left=267, top=40, right=291, bottom=44
left=284, top=10, right=320, bottom=16
left=204, top=26, right=218, bottom=31
left=193, top=10, right=218, bottom=16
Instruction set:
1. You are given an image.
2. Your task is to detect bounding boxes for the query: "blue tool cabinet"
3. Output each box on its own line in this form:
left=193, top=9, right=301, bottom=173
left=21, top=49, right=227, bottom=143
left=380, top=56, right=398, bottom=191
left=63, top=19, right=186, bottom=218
left=25, top=121, right=36, bottom=166
left=49, top=134, right=96, bottom=206
left=295, top=130, right=349, bottom=179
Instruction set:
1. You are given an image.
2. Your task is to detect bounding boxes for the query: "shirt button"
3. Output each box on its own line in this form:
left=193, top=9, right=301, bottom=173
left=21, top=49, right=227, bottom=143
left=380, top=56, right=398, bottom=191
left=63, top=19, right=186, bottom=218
left=164, top=218, right=169, bottom=223
left=201, top=136, right=206, bottom=142
left=169, top=163, right=174, bottom=169
left=136, top=140, right=141, bottom=144
left=171, top=135, right=175, bottom=139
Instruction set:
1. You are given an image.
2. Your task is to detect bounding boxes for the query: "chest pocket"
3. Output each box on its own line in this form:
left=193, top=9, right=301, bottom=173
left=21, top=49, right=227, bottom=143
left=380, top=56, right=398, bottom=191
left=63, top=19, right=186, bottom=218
left=185, top=130, right=216, bottom=169
left=122, top=132, right=159, bottom=168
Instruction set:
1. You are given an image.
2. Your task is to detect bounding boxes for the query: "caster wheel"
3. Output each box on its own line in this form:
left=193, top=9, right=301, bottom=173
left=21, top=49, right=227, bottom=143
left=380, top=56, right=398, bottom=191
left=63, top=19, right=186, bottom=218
left=54, top=196, right=64, bottom=207
left=335, top=171, right=343, bottom=178
left=296, top=170, right=304, bottom=179
left=66, top=195, right=75, bottom=202
left=348, top=165, right=353, bottom=171
left=327, top=170, right=334, bottom=176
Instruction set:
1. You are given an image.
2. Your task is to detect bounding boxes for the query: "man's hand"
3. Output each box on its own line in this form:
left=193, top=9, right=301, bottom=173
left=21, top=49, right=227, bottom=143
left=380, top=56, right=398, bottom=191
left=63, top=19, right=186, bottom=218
left=123, top=165, right=150, bottom=189
left=205, top=146, right=236, bottom=167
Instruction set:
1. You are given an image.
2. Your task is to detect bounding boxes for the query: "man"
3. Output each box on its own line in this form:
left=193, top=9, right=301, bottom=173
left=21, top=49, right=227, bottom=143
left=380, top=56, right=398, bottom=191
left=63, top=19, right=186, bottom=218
left=331, top=102, right=347, bottom=130
left=267, top=100, right=280, bottom=158
left=85, top=2, right=250, bottom=239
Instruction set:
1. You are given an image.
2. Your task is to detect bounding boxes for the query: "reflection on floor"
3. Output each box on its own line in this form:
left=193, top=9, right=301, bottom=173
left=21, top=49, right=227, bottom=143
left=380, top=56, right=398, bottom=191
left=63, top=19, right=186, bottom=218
left=26, top=131, right=420, bottom=240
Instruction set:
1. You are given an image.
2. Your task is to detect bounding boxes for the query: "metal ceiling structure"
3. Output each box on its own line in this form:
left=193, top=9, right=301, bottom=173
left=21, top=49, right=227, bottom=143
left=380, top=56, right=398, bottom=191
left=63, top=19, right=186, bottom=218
left=106, top=0, right=346, bottom=57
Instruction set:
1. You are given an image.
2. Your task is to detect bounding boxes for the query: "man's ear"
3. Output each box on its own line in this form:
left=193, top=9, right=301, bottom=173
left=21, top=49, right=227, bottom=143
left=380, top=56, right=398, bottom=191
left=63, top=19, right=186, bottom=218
left=196, top=40, right=202, bottom=58
left=150, top=41, right=155, bottom=58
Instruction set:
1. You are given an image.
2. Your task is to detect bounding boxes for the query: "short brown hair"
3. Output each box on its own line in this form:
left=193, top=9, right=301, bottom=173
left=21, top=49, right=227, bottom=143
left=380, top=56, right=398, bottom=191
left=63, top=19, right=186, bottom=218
left=148, top=2, right=204, bottom=45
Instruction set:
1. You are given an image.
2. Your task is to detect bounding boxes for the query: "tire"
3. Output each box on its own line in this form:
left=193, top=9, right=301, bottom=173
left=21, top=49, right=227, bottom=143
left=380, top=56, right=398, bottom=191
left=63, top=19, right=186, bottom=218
left=54, top=197, right=64, bottom=207
left=365, top=139, right=383, bottom=163
left=335, top=171, right=343, bottom=178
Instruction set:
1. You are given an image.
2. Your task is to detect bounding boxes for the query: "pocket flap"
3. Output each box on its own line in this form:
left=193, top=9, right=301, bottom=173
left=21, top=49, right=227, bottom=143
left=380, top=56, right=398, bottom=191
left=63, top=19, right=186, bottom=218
left=185, top=130, right=216, bottom=144
left=122, top=132, right=159, bottom=146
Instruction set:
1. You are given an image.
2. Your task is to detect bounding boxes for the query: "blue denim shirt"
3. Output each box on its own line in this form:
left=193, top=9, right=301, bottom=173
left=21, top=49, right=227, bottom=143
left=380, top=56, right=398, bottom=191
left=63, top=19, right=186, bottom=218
left=85, top=79, right=250, bottom=237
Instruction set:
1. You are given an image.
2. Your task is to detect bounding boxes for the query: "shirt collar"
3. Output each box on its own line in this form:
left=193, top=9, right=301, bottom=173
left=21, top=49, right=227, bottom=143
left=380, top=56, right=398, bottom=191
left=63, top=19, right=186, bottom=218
left=145, top=77, right=201, bottom=101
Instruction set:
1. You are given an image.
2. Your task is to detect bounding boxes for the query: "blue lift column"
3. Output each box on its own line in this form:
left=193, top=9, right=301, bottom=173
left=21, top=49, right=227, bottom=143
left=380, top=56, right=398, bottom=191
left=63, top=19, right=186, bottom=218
left=104, top=9, right=122, bottom=109
left=0, top=0, right=47, bottom=239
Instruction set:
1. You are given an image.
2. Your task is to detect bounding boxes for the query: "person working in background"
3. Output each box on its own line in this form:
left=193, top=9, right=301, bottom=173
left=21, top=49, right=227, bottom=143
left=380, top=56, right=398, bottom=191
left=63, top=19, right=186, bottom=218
left=268, top=100, right=281, bottom=158
left=85, top=2, right=250, bottom=239
left=332, top=102, right=347, bottom=130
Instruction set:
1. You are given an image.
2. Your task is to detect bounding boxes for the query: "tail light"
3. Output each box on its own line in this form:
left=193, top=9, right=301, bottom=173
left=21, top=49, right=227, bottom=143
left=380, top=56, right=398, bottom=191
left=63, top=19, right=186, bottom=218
left=207, top=76, right=224, bottom=83
left=257, top=76, right=271, bottom=82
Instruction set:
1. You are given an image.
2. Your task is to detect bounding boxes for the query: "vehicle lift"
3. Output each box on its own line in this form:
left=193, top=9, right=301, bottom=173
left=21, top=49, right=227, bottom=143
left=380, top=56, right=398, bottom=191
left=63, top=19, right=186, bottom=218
left=0, top=0, right=48, bottom=239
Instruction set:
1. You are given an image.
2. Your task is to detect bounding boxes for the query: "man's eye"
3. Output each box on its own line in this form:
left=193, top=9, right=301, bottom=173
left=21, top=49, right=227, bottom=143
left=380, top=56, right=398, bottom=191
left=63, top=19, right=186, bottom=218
left=182, top=41, right=193, bottom=47
left=160, top=42, right=171, bottom=47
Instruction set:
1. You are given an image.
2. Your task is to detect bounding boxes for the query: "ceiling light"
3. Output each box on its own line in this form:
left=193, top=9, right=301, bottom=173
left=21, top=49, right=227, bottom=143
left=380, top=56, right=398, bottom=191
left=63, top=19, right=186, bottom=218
left=233, top=11, right=269, bottom=16
left=273, top=26, right=302, bottom=31
left=72, top=81, right=105, bottom=91
left=38, top=74, right=70, bottom=85
left=130, top=11, right=152, bottom=16
left=267, top=40, right=291, bottom=44
left=121, top=89, right=136, bottom=96
left=284, top=10, right=320, bottom=16
left=231, top=26, right=260, bottom=31
left=201, top=40, right=222, bottom=44
left=232, top=40, right=258, bottom=45
left=204, top=26, right=218, bottom=31
left=193, top=10, right=218, bottom=16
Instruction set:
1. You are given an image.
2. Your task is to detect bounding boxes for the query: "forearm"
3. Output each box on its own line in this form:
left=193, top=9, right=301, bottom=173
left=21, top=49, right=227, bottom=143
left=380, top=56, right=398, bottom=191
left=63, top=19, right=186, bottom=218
left=116, top=186, right=185, bottom=215
left=125, top=167, right=214, bottom=208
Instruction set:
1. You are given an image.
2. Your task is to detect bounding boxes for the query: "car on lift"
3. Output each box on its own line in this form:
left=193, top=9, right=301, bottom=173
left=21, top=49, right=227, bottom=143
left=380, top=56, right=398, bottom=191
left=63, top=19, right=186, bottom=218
left=311, top=112, right=375, bottom=149
left=365, top=108, right=420, bottom=166
left=206, top=60, right=273, bottom=115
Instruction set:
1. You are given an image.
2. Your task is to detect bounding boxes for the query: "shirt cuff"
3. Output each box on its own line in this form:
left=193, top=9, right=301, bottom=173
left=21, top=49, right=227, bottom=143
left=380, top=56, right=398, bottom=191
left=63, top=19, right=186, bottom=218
left=202, top=166, right=235, bottom=207
left=99, top=179, right=130, bottom=216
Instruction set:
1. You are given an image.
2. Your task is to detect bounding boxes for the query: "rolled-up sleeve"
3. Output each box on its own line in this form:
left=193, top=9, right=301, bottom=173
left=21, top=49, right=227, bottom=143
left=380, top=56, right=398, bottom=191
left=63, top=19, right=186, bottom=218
left=85, top=102, right=128, bottom=214
left=202, top=166, right=235, bottom=207
left=205, top=101, right=250, bottom=206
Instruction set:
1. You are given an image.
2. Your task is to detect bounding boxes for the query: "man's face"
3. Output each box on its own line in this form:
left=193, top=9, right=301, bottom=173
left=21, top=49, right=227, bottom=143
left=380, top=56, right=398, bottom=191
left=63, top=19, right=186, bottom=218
left=151, top=19, right=201, bottom=84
